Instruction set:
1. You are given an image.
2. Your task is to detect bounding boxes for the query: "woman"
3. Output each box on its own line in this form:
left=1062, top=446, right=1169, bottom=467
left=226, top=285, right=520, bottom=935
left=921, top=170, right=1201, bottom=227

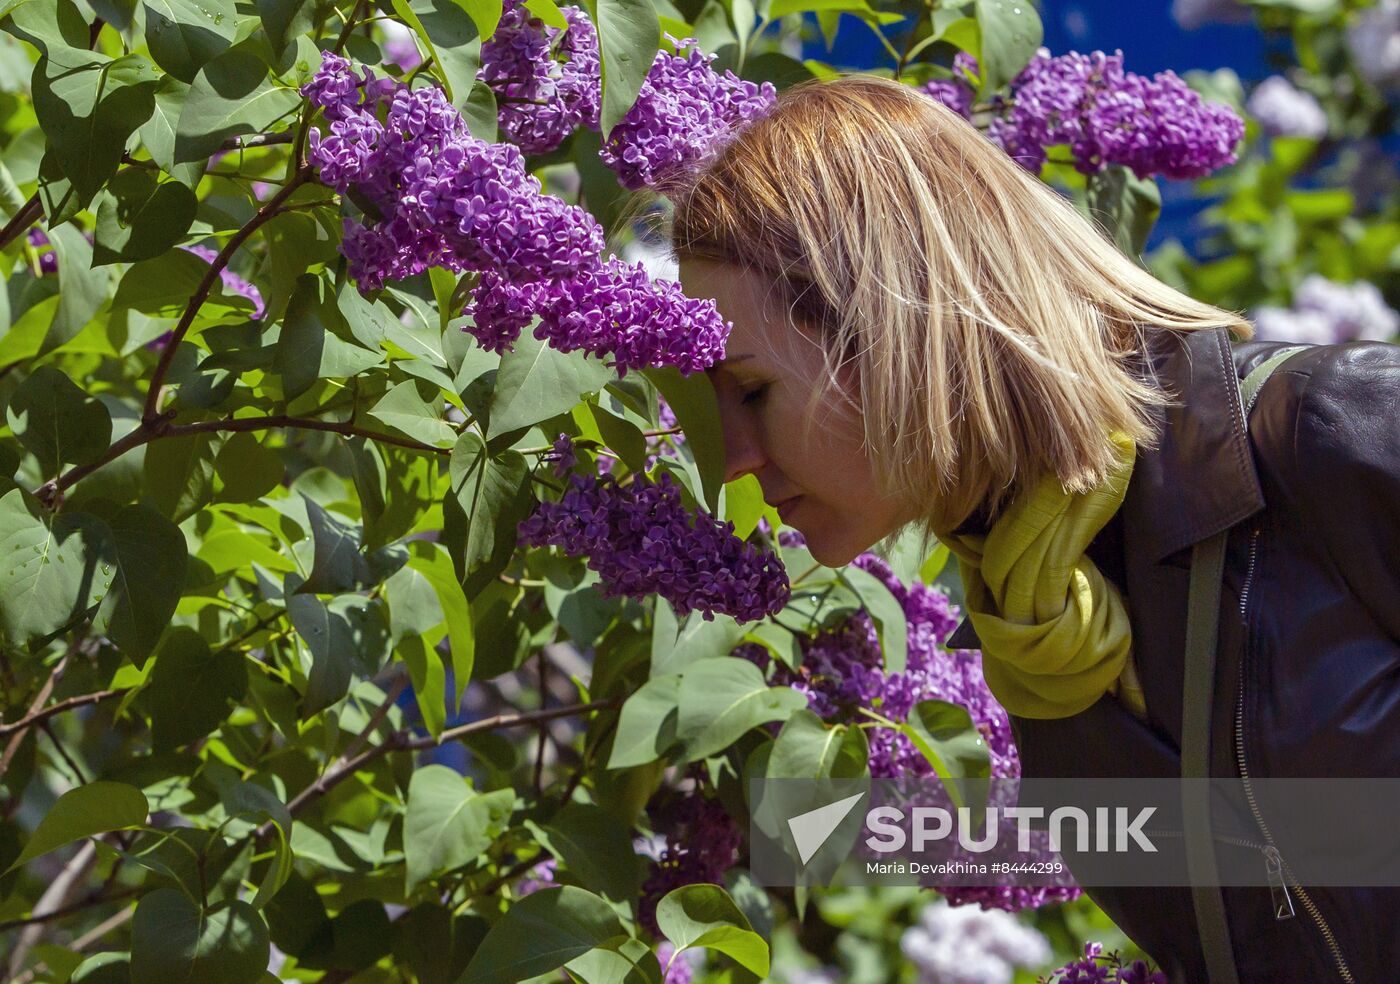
left=666, top=75, right=1400, bottom=983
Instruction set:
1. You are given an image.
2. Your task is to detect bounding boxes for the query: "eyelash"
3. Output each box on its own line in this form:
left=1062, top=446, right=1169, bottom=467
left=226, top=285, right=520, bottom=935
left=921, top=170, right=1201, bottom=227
left=741, top=384, right=769, bottom=406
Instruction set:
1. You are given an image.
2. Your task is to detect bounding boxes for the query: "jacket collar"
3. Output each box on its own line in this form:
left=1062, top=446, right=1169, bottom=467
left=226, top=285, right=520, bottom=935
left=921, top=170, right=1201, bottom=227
left=1121, top=325, right=1266, bottom=564
left=944, top=326, right=1265, bottom=651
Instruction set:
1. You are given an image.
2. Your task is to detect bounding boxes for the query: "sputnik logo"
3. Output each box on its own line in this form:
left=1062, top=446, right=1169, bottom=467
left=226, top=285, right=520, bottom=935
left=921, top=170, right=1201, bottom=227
left=786, top=792, right=867, bottom=865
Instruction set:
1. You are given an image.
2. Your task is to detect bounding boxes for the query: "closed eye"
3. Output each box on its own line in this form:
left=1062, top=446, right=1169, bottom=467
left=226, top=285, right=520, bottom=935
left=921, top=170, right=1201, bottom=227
left=741, top=383, right=769, bottom=406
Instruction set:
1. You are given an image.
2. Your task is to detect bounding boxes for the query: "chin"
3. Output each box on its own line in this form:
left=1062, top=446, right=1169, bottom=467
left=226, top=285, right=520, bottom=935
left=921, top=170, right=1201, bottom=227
left=801, top=530, right=863, bottom=569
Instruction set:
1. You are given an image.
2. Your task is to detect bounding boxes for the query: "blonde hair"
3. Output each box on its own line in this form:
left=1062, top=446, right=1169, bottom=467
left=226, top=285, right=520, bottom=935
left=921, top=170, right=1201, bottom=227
left=655, top=73, right=1252, bottom=542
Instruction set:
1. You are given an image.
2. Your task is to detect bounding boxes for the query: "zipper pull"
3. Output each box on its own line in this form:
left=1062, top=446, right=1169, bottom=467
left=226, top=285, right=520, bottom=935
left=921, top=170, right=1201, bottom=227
left=1263, top=846, right=1295, bottom=920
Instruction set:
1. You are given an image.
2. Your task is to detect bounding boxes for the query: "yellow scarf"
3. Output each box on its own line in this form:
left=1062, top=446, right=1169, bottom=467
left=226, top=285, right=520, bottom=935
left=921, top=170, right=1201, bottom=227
left=940, top=431, right=1147, bottom=721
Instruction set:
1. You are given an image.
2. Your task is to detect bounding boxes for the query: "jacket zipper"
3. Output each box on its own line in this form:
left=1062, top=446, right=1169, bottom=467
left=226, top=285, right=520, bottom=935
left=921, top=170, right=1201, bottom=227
left=1234, top=527, right=1355, bottom=982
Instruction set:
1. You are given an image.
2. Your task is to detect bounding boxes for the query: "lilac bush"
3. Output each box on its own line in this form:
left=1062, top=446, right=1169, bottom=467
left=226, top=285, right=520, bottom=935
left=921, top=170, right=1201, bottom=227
left=183, top=245, right=265, bottom=318
left=900, top=899, right=1051, bottom=984
left=517, top=468, right=790, bottom=622
left=1038, top=942, right=1168, bottom=984
left=599, top=35, right=777, bottom=190
left=478, top=0, right=601, bottom=154
left=637, top=793, right=742, bottom=934
left=1253, top=274, right=1400, bottom=344
left=1246, top=75, right=1328, bottom=139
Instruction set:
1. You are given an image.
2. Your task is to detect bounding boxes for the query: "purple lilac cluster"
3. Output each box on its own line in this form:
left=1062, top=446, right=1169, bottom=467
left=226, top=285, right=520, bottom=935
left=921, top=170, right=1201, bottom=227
left=637, top=794, right=741, bottom=935
left=478, top=0, right=601, bottom=155
left=599, top=35, right=777, bottom=190
left=301, top=53, right=603, bottom=291
left=517, top=470, right=790, bottom=622
left=900, top=899, right=1050, bottom=983
left=740, top=542, right=1080, bottom=911
left=654, top=941, right=701, bottom=984
left=1038, top=942, right=1167, bottom=984
left=26, top=228, right=58, bottom=275
left=183, top=245, right=266, bottom=318
left=1252, top=274, right=1399, bottom=345
left=922, top=52, right=981, bottom=120
left=980, top=48, right=1244, bottom=178
left=463, top=260, right=730, bottom=375
left=515, top=857, right=557, bottom=895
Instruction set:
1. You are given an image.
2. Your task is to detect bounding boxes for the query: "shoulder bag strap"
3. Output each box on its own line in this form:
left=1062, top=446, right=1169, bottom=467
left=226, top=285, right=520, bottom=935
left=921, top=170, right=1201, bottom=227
left=1183, top=343, right=1307, bottom=983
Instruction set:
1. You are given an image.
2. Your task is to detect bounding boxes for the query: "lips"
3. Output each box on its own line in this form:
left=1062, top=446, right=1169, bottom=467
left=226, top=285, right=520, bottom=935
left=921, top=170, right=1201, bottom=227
left=775, top=496, right=802, bottom=521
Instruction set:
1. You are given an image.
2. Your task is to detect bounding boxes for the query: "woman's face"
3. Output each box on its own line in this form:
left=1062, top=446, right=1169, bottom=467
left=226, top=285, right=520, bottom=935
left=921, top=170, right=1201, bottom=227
left=679, top=258, right=913, bottom=567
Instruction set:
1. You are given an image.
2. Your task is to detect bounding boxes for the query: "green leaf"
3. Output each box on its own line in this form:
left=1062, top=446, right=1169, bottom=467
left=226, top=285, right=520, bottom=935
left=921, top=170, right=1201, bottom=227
left=6, top=366, right=112, bottom=476
left=5, top=781, right=148, bottom=874
left=899, top=699, right=991, bottom=812
left=594, top=0, right=659, bottom=137
left=142, top=431, right=217, bottom=523
left=487, top=330, right=615, bottom=440
left=298, top=496, right=368, bottom=595
left=651, top=600, right=745, bottom=678
left=48, top=222, right=110, bottom=351
left=607, top=673, right=681, bottom=768
left=146, top=626, right=248, bottom=750
left=256, top=0, right=314, bottom=60
left=142, top=0, right=236, bottom=82
left=1086, top=165, right=1162, bottom=260
left=655, top=884, right=769, bottom=978
left=175, top=44, right=301, bottom=162
left=287, top=592, right=388, bottom=716
left=563, top=938, right=663, bottom=984
left=130, top=889, right=270, bottom=984
left=973, top=0, right=1041, bottom=95
left=457, top=885, right=626, bottom=984
left=274, top=274, right=383, bottom=400
left=71, top=953, right=132, bottom=984
left=97, top=503, right=188, bottom=662
left=443, top=433, right=531, bottom=591
left=93, top=167, right=199, bottom=265
left=460, top=79, right=497, bottom=142
left=398, top=0, right=488, bottom=110
left=214, top=431, right=283, bottom=503
left=721, top=474, right=766, bottom=540
left=642, top=367, right=724, bottom=511
left=404, top=765, right=513, bottom=892
left=398, top=634, right=447, bottom=737
left=840, top=564, right=907, bottom=674
left=0, top=491, right=113, bottom=647
left=31, top=47, right=159, bottom=206
left=112, top=248, right=244, bottom=317
left=676, top=657, right=807, bottom=762
left=4, top=0, right=91, bottom=53
left=138, top=76, right=202, bottom=183
left=369, top=380, right=458, bottom=448
left=526, top=803, right=643, bottom=903
left=406, top=540, right=475, bottom=703
left=767, top=709, right=867, bottom=781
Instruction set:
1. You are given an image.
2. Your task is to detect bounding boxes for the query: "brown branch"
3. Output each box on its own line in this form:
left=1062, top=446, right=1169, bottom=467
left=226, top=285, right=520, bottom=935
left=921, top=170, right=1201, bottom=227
left=0, top=196, right=41, bottom=251
left=0, top=887, right=140, bottom=934
left=254, top=698, right=620, bottom=841
left=0, top=656, right=68, bottom=780
left=0, top=689, right=127, bottom=740
left=142, top=167, right=312, bottom=423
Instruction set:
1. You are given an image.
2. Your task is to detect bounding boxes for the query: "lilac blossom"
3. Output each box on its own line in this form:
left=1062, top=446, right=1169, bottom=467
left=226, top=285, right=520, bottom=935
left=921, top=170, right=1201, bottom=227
left=986, top=48, right=1244, bottom=179
left=302, top=53, right=603, bottom=290
left=900, top=899, right=1051, bottom=984
left=26, top=228, right=57, bottom=275
left=922, top=52, right=980, bottom=120
left=517, top=471, right=790, bottom=622
left=599, top=35, right=776, bottom=190
left=515, top=857, right=556, bottom=895
left=741, top=539, right=1080, bottom=911
left=478, top=0, right=601, bottom=154
left=1038, top=943, right=1167, bottom=984
left=1246, top=76, right=1328, bottom=139
left=638, top=794, right=741, bottom=935
left=548, top=433, right=578, bottom=476
left=463, top=258, right=731, bottom=375
left=183, top=245, right=265, bottom=318
left=1252, top=274, right=1400, bottom=344
left=1170, top=0, right=1249, bottom=30
left=379, top=18, right=422, bottom=70
left=655, top=941, right=702, bottom=984
left=1348, top=0, right=1400, bottom=89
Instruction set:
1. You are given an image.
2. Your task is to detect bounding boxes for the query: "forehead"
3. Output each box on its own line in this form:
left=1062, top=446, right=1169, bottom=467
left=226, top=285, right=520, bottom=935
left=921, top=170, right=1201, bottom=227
left=679, top=258, right=795, bottom=365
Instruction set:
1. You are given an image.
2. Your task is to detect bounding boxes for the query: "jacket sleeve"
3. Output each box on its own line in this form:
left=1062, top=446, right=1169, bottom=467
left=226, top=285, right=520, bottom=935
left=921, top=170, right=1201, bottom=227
left=1290, top=341, right=1400, bottom=643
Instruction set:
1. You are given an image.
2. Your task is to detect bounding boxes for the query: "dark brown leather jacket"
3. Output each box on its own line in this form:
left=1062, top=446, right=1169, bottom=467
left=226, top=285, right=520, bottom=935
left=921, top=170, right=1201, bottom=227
left=945, top=326, right=1400, bottom=983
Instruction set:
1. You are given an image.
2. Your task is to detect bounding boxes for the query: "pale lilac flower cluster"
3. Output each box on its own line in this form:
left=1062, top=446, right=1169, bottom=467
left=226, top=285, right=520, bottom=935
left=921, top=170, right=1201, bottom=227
left=516, top=857, right=556, bottom=895
left=463, top=259, right=730, bottom=375
left=900, top=899, right=1051, bottom=984
left=1246, top=76, right=1328, bottom=139
left=478, top=0, right=601, bottom=154
left=379, top=18, right=422, bottom=70
left=1037, top=943, right=1167, bottom=984
left=1347, top=0, right=1400, bottom=89
left=184, top=245, right=266, bottom=318
left=655, top=941, right=702, bottom=984
left=302, top=53, right=603, bottom=290
left=922, top=52, right=980, bottom=120
left=638, top=794, right=741, bottom=935
left=517, top=471, right=790, bottom=622
left=986, top=48, right=1244, bottom=178
left=1252, top=274, right=1400, bottom=344
left=599, top=35, right=777, bottom=190
left=1170, top=0, right=1249, bottom=30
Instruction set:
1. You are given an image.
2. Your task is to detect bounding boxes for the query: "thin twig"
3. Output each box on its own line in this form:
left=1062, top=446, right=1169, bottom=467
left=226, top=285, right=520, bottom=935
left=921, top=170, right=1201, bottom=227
left=0, top=689, right=126, bottom=740
left=0, top=196, right=41, bottom=251
left=0, top=887, right=140, bottom=934
left=0, top=656, right=69, bottom=779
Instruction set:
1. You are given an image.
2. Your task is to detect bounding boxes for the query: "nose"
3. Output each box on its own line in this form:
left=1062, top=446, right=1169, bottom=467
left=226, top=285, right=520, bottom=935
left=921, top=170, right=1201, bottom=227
left=717, top=395, right=765, bottom=485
